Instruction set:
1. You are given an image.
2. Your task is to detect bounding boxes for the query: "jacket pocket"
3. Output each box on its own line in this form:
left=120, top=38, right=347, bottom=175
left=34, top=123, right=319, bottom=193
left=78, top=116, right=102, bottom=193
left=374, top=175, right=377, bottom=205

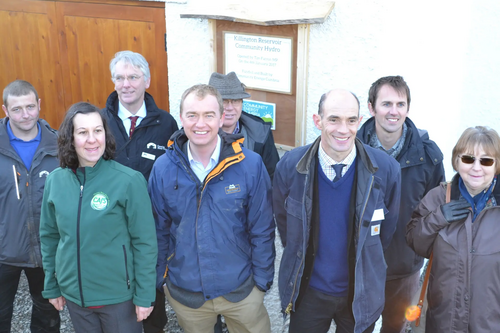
left=285, top=196, right=302, bottom=219
left=122, top=245, right=130, bottom=290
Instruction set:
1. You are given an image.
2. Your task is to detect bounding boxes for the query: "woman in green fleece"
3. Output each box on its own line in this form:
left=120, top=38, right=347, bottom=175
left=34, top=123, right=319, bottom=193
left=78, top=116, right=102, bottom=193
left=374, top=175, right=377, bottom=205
left=40, top=102, right=158, bottom=333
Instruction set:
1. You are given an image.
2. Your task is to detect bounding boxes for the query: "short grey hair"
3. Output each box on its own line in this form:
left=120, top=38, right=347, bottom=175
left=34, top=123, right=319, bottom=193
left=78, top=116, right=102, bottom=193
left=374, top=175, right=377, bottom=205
left=109, top=50, right=150, bottom=80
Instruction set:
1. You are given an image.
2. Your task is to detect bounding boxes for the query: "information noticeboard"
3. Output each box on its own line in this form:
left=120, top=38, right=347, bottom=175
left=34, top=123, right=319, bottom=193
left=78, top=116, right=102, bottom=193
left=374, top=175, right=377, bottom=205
left=216, top=21, right=298, bottom=147
left=224, top=32, right=292, bottom=94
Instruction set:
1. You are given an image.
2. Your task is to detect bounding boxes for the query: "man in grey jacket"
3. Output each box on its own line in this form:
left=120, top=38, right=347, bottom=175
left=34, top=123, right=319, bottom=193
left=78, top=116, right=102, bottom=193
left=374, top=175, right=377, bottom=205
left=0, top=80, right=60, bottom=332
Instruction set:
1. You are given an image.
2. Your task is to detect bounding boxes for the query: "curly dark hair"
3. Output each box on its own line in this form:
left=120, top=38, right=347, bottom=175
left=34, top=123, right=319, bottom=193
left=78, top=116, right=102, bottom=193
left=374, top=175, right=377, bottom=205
left=58, top=102, right=115, bottom=169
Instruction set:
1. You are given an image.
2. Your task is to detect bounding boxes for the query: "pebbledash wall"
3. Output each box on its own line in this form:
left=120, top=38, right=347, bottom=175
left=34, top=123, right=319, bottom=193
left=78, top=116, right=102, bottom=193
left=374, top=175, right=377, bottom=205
left=164, top=0, right=500, bottom=180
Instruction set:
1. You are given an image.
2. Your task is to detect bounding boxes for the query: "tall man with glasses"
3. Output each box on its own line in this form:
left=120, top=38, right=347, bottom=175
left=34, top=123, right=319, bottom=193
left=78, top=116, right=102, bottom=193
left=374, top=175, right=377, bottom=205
left=0, top=80, right=60, bottom=332
left=209, top=72, right=279, bottom=180
left=357, top=76, right=445, bottom=333
left=103, top=50, right=178, bottom=333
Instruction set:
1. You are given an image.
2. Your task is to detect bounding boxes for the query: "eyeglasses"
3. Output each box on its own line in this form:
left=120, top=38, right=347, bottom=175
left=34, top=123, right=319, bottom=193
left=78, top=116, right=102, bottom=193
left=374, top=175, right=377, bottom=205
left=460, top=155, right=495, bottom=166
left=223, top=99, right=243, bottom=107
left=113, top=75, right=143, bottom=83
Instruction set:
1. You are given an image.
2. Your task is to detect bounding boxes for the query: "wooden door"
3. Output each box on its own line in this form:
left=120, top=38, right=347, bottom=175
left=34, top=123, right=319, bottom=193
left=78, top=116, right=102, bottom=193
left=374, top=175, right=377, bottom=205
left=0, top=0, right=168, bottom=129
left=0, top=0, right=64, bottom=126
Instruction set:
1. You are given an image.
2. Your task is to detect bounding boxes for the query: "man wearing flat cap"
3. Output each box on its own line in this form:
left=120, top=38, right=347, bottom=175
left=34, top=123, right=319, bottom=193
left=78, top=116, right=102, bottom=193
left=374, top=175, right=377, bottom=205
left=209, top=72, right=279, bottom=180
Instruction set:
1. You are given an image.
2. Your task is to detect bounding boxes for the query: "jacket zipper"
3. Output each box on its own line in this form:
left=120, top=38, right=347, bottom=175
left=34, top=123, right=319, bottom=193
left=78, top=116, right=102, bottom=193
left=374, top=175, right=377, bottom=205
left=76, top=171, right=86, bottom=307
left=191, top=152, right=241, bottom=297
left=285, top=257, right=304, bottom=314
left=351, top=175, right=374, bottom=321
left=358, top=176, right=374, bottom=240
left=122, top=245, right=131, bottom=289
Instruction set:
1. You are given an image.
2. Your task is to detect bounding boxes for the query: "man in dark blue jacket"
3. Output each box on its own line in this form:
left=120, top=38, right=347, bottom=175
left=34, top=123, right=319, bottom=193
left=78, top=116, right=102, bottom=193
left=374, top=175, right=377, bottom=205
left=274, top=89, right=401, bottom=333
left=357, top=76, right=445, bottom=333
left=103, top=50, right=178, bottom=333
left=149, top=84, right=275, bottom=333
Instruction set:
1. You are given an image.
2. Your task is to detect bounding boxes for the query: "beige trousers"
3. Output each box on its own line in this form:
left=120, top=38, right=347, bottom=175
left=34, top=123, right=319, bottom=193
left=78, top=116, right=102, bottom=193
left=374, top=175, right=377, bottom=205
left=164, top=285, right=271, bottom=333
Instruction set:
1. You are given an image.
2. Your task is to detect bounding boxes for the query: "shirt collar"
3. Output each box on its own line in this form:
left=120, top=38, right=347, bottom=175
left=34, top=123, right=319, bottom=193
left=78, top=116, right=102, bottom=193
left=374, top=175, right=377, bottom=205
left=368, top=122, right=408, bottom=158
left=318, top=142, right=357, bottom=173
left=232, top=121, right=241, bottom=135
left=7, top=120, right=41, bottom=143
left=187, top=135, right=222, bottom=166
left=117, top=101, right=147, bottom=121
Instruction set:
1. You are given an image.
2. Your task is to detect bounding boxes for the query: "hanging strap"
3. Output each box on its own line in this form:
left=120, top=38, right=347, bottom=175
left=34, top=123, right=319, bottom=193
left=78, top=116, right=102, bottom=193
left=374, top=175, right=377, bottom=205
left=415, top=182, right=451, bottom=327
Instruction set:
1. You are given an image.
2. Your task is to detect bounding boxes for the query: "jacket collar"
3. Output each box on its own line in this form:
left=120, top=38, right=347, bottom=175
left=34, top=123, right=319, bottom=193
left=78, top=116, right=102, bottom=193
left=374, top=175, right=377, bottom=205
left=358, top=117, right=427, bottom=168
left=238, top=112, right=270, bottom=144
left=0, top=118, right=57, bottom=154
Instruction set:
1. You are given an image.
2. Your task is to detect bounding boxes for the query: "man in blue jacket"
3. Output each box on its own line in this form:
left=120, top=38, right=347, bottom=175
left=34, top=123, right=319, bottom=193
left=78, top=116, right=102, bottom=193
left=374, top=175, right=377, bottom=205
left=357, top=76, right=445, bottom=333
left=0, top=80, right=60, bottom=332
left=148, top=84, right=275, bottom=333
left=274, top=89, right=401, bottom=333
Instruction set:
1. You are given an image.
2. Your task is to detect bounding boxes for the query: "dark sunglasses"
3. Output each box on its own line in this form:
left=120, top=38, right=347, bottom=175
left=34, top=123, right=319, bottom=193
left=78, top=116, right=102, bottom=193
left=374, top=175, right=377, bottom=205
left=460, top=155, right=495, bottom=166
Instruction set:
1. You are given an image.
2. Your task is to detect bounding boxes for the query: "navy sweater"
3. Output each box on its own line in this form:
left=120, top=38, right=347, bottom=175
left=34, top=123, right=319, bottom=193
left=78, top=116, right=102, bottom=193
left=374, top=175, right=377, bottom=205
left=309, top=161, right=355, bottom=296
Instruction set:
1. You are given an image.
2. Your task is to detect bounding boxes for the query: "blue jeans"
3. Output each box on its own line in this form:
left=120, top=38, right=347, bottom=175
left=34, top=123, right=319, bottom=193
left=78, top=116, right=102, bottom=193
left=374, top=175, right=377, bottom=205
left=0, top=264, right=60, bottom=333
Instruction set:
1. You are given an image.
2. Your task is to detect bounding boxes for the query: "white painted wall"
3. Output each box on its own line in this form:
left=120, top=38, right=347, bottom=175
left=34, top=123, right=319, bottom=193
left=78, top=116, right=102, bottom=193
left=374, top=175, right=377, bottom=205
left=305, top=0, right=500, bottom=181
left=165, top=0, right=500, bottom=181
left=163, top=2, right=500, bottom=331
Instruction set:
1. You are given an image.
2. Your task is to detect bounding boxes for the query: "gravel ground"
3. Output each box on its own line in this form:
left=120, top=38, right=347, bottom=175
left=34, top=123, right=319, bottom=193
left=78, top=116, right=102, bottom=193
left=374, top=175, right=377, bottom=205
left=11, top=236, right=384, bottom=333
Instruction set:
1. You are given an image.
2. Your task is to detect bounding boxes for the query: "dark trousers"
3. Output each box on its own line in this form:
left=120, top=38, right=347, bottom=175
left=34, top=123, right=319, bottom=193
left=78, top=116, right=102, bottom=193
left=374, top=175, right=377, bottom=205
left=0, top=264, right=60, bottom=333
left=380, top=271, right=420, bottom=333
left=290, top=287, right=375, bottom=333
left=143, top=289, right=167, bottom=333
left=66, top=299, right=141, bottom=333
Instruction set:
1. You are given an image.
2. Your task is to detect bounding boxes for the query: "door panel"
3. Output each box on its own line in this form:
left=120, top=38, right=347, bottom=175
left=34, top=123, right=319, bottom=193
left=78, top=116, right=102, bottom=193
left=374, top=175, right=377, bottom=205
left=0, top=0, right=168, bottom=130
left=0, top=1, right=64, bottom=126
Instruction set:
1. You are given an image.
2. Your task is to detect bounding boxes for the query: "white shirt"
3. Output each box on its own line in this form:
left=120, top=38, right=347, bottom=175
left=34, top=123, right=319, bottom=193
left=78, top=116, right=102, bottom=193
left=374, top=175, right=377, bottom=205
left=317, top=143, right=357, bottom=181
left=187, top=135, right=222, bottom=183
left=118, top=101, right=147, bottom=137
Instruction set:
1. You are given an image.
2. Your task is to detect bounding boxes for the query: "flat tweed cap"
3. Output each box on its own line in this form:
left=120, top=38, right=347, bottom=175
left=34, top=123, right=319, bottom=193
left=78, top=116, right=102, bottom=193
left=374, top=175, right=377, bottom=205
left=209, top=72, right=251, bottom=100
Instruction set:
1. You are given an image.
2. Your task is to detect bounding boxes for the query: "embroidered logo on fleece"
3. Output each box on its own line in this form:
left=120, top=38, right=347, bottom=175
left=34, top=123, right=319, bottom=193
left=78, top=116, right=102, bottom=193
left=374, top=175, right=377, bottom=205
left=147, top=142, right=166, bottom=151
left=91, top=192, right=109, bottom=211
left=225, top=184, right=241, bottom=194
left=39, top=170, right=50, bottom=178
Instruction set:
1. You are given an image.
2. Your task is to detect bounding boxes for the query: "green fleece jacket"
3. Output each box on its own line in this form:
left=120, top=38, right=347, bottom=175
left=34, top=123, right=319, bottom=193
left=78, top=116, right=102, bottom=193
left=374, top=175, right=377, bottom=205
left=40, top=158, right=157, bottom=308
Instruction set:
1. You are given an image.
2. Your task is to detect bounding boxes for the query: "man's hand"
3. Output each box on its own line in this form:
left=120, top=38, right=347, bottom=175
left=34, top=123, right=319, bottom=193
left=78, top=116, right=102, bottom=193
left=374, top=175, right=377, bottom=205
left=49, top=296, right=66, bottom=311
left=440, top=198, right=471, bottom=223
left=136, top=305, right=154, bottom=322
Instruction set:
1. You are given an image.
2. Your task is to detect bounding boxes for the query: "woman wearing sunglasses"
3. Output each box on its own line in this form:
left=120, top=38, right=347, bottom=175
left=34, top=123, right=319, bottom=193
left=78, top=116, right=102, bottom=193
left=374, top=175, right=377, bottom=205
left=406, top=126, right=500, bottom=333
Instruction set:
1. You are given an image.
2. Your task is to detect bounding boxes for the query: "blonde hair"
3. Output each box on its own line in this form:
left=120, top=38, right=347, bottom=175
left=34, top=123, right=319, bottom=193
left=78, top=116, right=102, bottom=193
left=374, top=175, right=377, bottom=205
left=451, top=126, right=500, bottom=174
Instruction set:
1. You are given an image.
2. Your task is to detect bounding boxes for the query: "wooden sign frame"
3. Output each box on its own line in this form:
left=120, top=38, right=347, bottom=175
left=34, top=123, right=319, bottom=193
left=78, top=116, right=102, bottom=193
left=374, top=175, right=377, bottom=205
left=210, top=20, right=309, bottom=149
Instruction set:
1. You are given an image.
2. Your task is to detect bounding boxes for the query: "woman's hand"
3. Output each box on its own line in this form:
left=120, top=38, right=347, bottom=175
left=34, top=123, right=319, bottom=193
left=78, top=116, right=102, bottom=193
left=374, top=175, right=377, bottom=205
left=49, top=296, right=66, bottom=311
left=440, top=198, right=471, bottom=223
left=136, top=305, right=154, bottom=322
